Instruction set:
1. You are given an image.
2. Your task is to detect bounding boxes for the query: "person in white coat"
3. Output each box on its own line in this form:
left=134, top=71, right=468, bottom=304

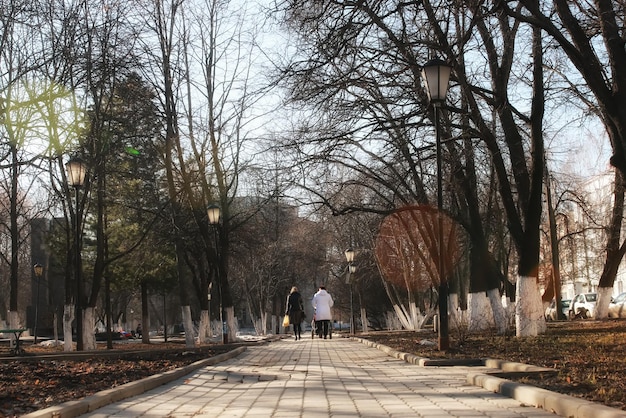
left=312, top=286, right=334, bottom=339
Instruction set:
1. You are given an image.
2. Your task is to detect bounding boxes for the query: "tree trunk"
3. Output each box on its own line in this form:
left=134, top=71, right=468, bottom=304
left=596, top=287, right=613, bottom=319
left=596, top=171, right=626, bottom=318
left=467, top=292, right=494, bottom=331
left=360, top=307, right=368, bottom=333
left=182, top=305, right=195, bottom=347
left=225, top=306, right=237, bottom=343
left=488, top=288, right=508, bottom=334
left=141, top=281, right=150, bottom=344
left=63, top=304, right=74, bottom=351
left=515, top=276, right=546, bottom=337
left=198, top=310, right=210, bottom=343
left=83, top=307, right=96, bottom=350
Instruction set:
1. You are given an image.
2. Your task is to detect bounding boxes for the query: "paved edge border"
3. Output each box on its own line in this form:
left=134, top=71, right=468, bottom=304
left=467, top=372, right=626, bottom=418
left=353, top=337, right=626, bottom=418
left=21, top=346, right=247, bottom=418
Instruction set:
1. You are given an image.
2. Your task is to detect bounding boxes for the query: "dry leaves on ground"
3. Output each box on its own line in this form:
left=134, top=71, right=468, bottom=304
left=0, top=343, right=227, bottom=417
left=2, top=320, right=625, bottom=417
left=363, top=320, right=626, bottom=411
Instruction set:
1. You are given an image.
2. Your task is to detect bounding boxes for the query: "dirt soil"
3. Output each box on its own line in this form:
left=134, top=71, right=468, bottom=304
left=1, top=320, right=625, bottom=417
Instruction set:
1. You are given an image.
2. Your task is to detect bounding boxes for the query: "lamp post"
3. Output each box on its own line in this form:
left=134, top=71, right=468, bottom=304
left=33, top=263, right=44, bottom=344
left=349, top=264, right=356, bottom=334
left=344, top=248, right=355, bottom=335
left=66, top=156, right=87, bottom=351
left=207, top=281, right=212, bottom=334
left=421, top=58, right=451, bottom=351
left=207, top=204, right=227, bottom=344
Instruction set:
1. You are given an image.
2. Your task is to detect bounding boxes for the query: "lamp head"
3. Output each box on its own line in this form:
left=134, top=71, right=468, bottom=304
left=65, top=156, right=87, bottom=188
left=421, top=58, right=451, bottom=103
left=33, top=263, right=43, bottom=277
left=207, top=204, right=221, bottom=225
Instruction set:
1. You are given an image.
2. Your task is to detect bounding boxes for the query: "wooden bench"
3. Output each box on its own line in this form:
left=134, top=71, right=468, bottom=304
left=0, top=328, right=27, bottom=355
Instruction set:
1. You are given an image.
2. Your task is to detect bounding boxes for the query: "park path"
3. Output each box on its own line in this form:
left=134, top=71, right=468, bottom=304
left=79, top=335, right=562, bottom=418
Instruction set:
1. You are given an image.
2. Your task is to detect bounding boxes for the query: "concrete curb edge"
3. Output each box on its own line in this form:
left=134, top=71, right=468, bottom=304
left=468, top=372, right=626, bottom=418
left=21, top=346, right=247, bottom=418
left=353, top=336, right=626, bottom=418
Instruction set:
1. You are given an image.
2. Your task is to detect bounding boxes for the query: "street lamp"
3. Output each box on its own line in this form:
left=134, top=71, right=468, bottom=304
left=66, top=156, right=87, bottom=351
left=207, top=204, right=221, bottom=225
left=207, top=203, right=227, bottom=344
left=345, top=248, right=355, bottom=335
left=349, top=264, right=356, bottom=334
left=421, top=58, right=451, bottom=351
left=33, top=263, right=43, bottom=344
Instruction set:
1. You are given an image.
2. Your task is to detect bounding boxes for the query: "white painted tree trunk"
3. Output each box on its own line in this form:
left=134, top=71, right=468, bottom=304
left=595, top=286, right=613, bottom=319
left=198, top=310, right=210, bottom=343
left=63, top=304, right=74, bottom=351
left=467, top=291, right=496, bottom=332
left=259, top=311, right=267, bottom=335
left=83, top=307, right=96, bottom=350
left=503, top=297, right=516, bottom=328
left=7, top=310, right=19, bottom=348
left=211, top=319, right=221, bottom=339
left=515, top=275, right=546, bottom=337
left=385, top=311, right=403, bottom=330
left=447, top=293, right=470, bottom=334
left=53, top=311, right=59, bottom=343
left=392, top=304, right=411, bottom=329
left=225, top=306, right=237, bottom=341
left=488, top=288, right=508, bottom=334
left=181, top=305, right=196, bottom=347
left=448, top=293, right=464, bottom=331
left=8, top=310, right=19, bottom=328
left=360, top=307, right=368, bottom=332
left=391, top=302, right=429, bottom=330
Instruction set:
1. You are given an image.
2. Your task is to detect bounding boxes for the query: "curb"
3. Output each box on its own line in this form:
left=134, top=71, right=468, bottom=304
left=468, top=372, right=626, bottom=418
left=354, top=337, right=626, bottom=418
left=21, top=346, right=247, bottom=418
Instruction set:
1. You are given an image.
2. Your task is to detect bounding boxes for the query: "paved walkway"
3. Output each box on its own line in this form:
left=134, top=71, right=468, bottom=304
left=77, top=336, right=561, bottom=418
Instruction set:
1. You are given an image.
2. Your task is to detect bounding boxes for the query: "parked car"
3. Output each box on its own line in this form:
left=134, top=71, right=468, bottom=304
left=569, top=293, right=597, bottom=319
left=608, top=292, right=626, bottom=318
left=545, top=299, right=571, bottom=321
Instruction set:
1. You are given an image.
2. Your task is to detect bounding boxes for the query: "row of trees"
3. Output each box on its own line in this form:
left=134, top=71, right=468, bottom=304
left=0, top=0, right=316, bottom=350
left=2, top=0, right=626, bottom=348
left=270, top=0, right=626, bottom=337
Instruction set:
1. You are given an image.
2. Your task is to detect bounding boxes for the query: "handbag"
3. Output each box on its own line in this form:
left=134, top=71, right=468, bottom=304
left=283, top=314, right=290, bottom=327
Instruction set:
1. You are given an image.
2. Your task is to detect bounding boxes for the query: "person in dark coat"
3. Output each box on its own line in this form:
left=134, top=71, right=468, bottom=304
left=286, top=286, right=305, bottom=340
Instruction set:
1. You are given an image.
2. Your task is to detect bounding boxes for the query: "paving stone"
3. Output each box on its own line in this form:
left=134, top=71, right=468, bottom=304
left=25, top=337, right=624, bottom=418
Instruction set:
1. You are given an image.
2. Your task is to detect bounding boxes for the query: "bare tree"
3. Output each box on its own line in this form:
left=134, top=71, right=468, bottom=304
left=504, top=0, right=626, bottom=316
left=0, top=0, right=66, bottom=332
left=137, top=0, right=275, bottom=344
left=272, top=0, right=548, bottom=336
